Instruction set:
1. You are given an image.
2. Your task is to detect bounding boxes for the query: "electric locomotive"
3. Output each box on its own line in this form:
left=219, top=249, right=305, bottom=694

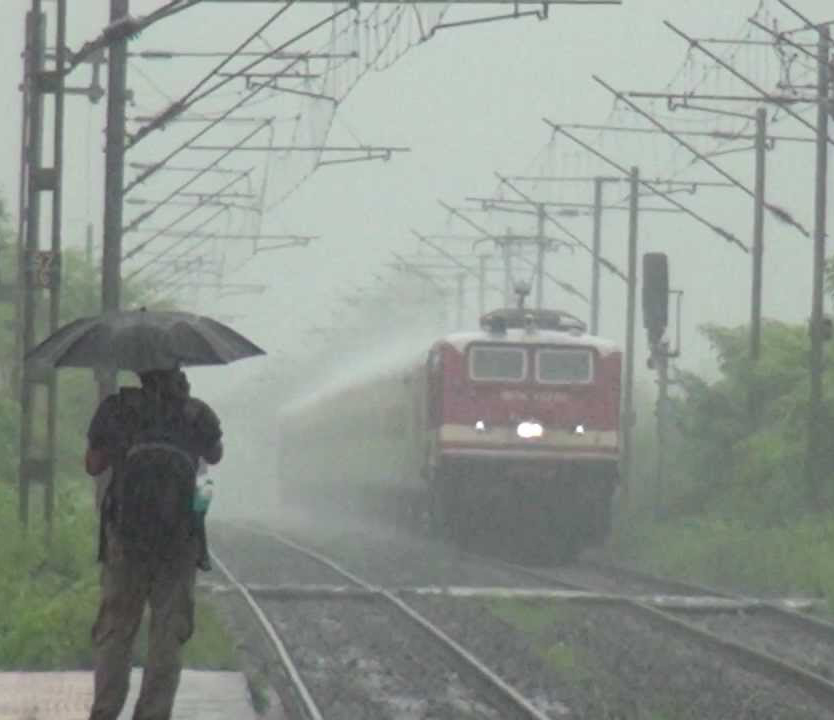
left=277, top=305, right=621, bottom=561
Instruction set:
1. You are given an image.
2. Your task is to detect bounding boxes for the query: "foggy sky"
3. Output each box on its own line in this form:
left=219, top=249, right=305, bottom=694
left=0, top=0, right=831, bottom=404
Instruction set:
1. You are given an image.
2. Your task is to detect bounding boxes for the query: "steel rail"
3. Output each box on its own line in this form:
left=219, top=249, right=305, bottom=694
left=209, top=551, right=325, bottom=720
left=218, top=520, right=834, bottom=712
left=481, top=556, right=834, bottom=710
left=241, top=528, right=561, bottom=720
left=584, top=559, right=834, bottom=643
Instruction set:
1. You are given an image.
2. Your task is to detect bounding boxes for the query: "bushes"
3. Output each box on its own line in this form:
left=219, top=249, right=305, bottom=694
left=613, top=319, right=834, bottom=607
left=0, top=472, right=237, bottom=670
left=642, top=320, right=834, bottom=520
left=0, top=476, right=100, bottom=669
left=0, top=195, right=234, bottom=669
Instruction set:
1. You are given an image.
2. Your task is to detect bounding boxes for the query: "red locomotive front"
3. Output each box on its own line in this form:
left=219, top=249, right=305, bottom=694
left=423, top=308, right=621, bottom=560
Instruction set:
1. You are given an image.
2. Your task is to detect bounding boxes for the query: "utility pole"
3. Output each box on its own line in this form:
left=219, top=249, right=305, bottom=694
left=621, top=167, right=639, bottom=494
left=19, top=3, right=45, bottom=531
left=655, top=338, right=669, bottom=515
left=44, top=0, right=67, bottom=540
left=807, top=26, right=830, bottom=504
left=535, top=203, right=546, bottom=309
left=502, top=235, right=512, bottom=305
left=749, top=107, right=767, bottom=428
left=478, top=255, right=487, bottom=316
left=13, top=12, right=34, bottom=396
left=101, top=0, right=129, bottom=375
left=750, top=107, right=767, bottom=364
left=96, top=0, right=129, bottom=509
left=455, top=273, right=466, bottom=330
left=18, top=0, right=66, bottom=538
left=591, top=177, right=603, bottom=334
left=86, top=223, right=95, bottom=312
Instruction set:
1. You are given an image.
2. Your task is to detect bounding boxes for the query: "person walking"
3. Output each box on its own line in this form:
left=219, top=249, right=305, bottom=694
left=85, top=368, right=223, bottom=720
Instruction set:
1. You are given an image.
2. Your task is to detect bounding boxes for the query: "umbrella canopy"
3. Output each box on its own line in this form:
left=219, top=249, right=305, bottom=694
left=25, top=309, right=266, bottom=373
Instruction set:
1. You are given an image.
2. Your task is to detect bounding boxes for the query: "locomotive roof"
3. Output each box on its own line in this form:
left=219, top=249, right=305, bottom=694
left=437, top=327, right=620, bottom=356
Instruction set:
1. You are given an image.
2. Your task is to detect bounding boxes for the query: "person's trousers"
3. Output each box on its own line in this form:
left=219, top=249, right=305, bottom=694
left=88, top=530, right=198, bottom=720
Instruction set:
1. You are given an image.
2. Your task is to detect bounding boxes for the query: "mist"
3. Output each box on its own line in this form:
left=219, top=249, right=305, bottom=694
left=0, top=0, right=831, bottom=524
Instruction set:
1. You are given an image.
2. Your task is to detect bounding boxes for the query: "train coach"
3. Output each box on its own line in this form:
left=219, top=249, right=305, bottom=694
left=278, top=305, right=622, bottom=561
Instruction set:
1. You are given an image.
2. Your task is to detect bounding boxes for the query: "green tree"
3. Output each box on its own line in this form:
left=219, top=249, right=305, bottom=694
left=614, top=317, right=834, bottom=603
left=655, top=320, right=834, bottom=524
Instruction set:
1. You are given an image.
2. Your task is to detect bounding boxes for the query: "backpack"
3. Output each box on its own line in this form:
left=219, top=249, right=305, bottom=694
left=112, top=388, right=198, bottom=560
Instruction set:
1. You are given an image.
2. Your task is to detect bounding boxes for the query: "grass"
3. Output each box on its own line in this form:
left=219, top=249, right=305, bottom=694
left=246, top=672, right=272, bottom=715
left=185, top=599, right=239, bottom=669
left=488, top=599, right=702, bottom=720
left=0, top=476, right=238, bottom=671
left=488, top=600, right=595, bottom=685
left=609, top=511, right=834, bottom=611
left=132, top=598, right=239, bottom=671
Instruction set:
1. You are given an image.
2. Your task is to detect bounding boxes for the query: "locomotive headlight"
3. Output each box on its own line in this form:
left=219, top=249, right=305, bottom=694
left=574, top=424, right=586, bottom=435
left=517, top=421, right=543, bottom=439
left=474, top=419, right=487, bottom=433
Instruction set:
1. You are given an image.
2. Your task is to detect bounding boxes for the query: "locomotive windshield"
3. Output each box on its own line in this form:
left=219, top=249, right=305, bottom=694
left=536, top=348, right=594, bottom=384
left=469, top=346, right=527, bottom=381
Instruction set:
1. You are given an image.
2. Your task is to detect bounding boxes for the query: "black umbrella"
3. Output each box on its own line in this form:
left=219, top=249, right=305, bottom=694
left=25, top=309, right=266, bottom=373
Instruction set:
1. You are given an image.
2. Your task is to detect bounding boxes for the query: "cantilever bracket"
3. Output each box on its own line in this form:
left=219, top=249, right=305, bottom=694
left=317, top=151, right=393, bottom=168
left=254, top=237, right=316, bottom=254
left=425, top=2, right=548, bottom=41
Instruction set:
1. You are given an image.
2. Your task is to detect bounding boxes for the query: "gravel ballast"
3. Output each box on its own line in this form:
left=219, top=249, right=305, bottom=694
left=208, top=515, right=834, bottom=719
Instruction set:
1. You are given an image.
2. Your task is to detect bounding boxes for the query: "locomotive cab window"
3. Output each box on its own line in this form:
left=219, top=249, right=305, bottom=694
left=536, top=348, right=593, bottom=384
left=469, top=346, right=527, bottom=382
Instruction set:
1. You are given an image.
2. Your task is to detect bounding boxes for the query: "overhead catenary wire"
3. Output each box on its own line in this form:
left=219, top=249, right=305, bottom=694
left=145, top=0, right=205, bottom=25
left=129, top=207, right=230, bottom=283
left=129, top=60, right=177, bottom=104
left=594, top=75, right=810, bottom=237
left=146, top=252, right=217, bottom=290
left=776, top=0, right=823, bottom=34
left=178, top=2, right=296, bottom=108
left=123, top=170, right=252, bottom=264
left=67, top=0, right=205, bottom=71
left=140, top=2, right=465, bottom=284
left=125, top=4, right=351, bottom=159
left=749, top=17, right=818, bottom=64
left=411, top=230, right=504, bottom=296
left=545, top=121, right=747, bottom=252
left=390, top=252, right=449, bottom=293
left=438, top=199, right=590, bottom=303
left=494, top=173, right=628, bottom=283
left=548, top=121, right=814, bottom=144
left=661, top=2, right=763, bottom=98
left=144, top=242, right=229, bottom=288
left=123, top=120, right=271, bottom=234
left=630, top=7, right=800, bottom=184
left=664, top=21, right=834, bottom=147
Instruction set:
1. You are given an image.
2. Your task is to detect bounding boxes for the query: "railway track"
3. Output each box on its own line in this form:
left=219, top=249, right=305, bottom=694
left=210, top=520, right=834, bottom=717
left=476, top=554, right=834, bottom=709
left=210, top=531, right=569, bottom=720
